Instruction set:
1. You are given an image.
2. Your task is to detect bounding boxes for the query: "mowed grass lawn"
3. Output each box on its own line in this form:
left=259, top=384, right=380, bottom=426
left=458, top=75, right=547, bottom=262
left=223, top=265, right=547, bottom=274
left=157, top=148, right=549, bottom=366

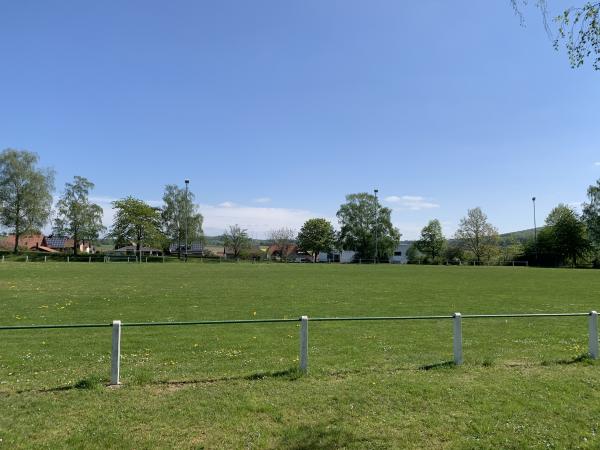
left=1, top=262, right=600, bottom=448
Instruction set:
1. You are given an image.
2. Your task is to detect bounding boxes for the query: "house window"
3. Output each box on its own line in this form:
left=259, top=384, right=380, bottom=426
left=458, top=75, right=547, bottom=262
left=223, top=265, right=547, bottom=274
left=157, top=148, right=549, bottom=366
left=394, top=251, right=402, bottom=256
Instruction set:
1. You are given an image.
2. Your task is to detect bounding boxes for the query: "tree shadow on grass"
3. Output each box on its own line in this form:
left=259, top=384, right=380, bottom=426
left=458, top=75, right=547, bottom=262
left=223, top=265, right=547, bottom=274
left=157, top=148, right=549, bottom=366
left=148, top=367, right=304, bottom=388
left=279, top=422, right=374, bottom=450
left=16, top=375, right=107, bottom=394
left=244, top=367, right=303, bottom=381
left=419, top=360, right=455, bottom=371
left=544, top=353, right=595, bottom=366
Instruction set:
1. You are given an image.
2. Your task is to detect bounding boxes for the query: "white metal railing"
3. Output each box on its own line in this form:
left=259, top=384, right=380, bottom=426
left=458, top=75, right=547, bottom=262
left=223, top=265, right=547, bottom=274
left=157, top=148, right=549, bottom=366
left=0, top=311, right=597, bottom=386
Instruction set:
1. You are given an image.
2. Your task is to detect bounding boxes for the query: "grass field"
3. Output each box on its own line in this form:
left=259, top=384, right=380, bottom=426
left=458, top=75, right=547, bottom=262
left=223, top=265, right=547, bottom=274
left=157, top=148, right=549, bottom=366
left=1, top=262, right=600, bottom=448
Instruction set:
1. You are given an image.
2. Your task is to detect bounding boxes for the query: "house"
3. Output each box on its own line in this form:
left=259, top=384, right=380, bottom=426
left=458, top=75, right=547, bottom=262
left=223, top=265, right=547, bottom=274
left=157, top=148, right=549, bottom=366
left=317, top=249, right=357, bottom=263
left=168, top=242, right=204, bottom=256
left=390, top=243, right=411, bottom=264
left=0, top=234, right=45, bottom=251
left=317, top=251, right=341, bottom=263
left=43, top=235, right=95, bottom=254
left=267, top=244, right=312, bottom=262
left=114, top=245, right=163, bottom=256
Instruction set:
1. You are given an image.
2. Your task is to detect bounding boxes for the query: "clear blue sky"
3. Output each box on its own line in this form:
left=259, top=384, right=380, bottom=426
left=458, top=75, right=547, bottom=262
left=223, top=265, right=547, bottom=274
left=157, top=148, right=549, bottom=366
left=1, top=1, right=598, bottom=239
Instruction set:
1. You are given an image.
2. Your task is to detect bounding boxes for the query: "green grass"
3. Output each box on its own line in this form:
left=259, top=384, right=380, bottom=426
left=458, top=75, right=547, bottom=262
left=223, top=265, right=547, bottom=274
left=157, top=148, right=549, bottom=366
left=1, top=263, right=600, bottom=448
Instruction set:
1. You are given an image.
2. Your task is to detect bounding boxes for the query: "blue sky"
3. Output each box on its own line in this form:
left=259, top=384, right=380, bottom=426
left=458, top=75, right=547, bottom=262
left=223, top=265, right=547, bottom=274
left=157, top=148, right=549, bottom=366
left=1, top=1, right=598, bottom=239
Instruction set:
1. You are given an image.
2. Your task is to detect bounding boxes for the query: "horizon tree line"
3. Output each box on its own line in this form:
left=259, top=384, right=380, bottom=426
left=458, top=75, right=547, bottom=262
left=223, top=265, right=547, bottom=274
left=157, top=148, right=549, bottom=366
left=1, top=147, right=599, bottom=266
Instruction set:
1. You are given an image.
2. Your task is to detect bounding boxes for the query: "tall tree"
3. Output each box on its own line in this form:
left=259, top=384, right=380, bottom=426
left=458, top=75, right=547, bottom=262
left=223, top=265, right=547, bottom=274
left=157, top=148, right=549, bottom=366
left=110, top=197, right=164, bottom=254
left=583, top=179, right=600, bottom=256
left=53, top=176, right=105, bottom=254
left=337, top=192, right=401, bottom=260
left=512, top=1, right=600, bottom=69
left=545, top=204, right=590, bottom=266
left=415, top=219, right=446, bottom=263
left=297, top=218, right=335, bottom=262
left=0, top=149, right=54, bottom=253
left=161, top=184, right=204, bottom=257
left=223, top=224, right=250, bottom=258
left=454, top=207, right=499, bottom=263
left=269, top=227, right=296, bottom=261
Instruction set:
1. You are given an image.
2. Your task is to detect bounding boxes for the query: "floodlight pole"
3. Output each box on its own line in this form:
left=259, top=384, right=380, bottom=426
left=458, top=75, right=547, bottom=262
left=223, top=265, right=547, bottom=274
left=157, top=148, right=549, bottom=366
left=185, top=179, right=190, bottom=262
left=374, top=188, right=379, bottom=264
left=532, top=196, right=537, bottom=263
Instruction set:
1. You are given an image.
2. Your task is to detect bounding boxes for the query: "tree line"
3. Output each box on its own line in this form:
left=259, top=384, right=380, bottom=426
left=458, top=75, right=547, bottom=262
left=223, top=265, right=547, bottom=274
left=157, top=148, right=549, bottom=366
left=411, top=191, right=599, bottom=267
left=0, top=149, right=203, bottom=255
left=1, top=148, right=599, bottom=266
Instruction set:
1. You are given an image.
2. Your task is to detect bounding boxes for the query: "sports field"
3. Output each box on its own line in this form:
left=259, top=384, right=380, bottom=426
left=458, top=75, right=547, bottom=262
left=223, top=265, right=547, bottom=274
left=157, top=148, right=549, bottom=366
left=1, top=262, right=600, bottom=448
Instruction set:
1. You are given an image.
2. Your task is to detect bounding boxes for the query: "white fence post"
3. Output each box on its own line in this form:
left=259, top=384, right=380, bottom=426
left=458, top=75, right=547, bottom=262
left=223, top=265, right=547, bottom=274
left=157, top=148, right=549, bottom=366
left=111, top=320, right=122, bottom=385
left=589, top=311, right=598, bottom=359
left=44, top=255, right=47, bottom=263
left=25, top=255, right=28, bottom=263
left=67, top=256, right=69, bottom=263
left=453, top=312, right=463, bottom=365
left=299, top=316, right=308, bottom=373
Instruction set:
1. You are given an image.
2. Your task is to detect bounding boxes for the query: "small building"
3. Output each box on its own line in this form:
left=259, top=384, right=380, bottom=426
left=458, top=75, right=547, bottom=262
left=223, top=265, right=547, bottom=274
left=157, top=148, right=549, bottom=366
left=390, top=243, right=411, bottom=264
left=168, top=242, right=204, bottom=256
left=317, top=251, right=341, bottom=263
left=114, top=245, right=163, bottom=256
left=317, top=250, right=356, bottom=263
left=267, top=244, right=312, bottom=262
left=43, top=236, right=95, bottom=254
left=340, top=250, right=357, bottom=263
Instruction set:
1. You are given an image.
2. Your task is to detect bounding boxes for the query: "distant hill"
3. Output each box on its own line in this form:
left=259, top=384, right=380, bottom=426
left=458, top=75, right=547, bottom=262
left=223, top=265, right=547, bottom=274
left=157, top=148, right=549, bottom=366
left=499, top=228, right=542, bottom=243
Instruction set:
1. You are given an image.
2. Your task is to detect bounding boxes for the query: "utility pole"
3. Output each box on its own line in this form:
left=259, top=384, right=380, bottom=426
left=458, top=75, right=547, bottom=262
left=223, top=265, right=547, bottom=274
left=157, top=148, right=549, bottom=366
left=374, top=188, right=379, bottom=264
left=532, top=196, right=538, bottom=263
left=185, top=179, right=189, bottom=262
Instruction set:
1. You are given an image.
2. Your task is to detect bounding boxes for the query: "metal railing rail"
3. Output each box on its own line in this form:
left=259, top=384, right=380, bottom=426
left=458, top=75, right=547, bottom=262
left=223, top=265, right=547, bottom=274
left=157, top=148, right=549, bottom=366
left=0, top=311, right=598, bottom=385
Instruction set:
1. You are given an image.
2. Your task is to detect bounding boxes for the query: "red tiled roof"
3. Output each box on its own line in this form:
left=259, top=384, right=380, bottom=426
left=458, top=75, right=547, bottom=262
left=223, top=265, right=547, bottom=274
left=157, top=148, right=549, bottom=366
left=0, top=234, right=44, bottom=249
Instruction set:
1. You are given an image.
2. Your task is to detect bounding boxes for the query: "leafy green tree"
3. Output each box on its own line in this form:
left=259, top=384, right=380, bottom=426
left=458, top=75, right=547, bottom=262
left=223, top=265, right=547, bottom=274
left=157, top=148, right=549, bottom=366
left=454, top=207, right=499, bottom=263
left=53, top=176, right=105, bottom=254
left=161, top=184, right=204, bottom=257
left=583, top=180, right=600, bottom=262
left=297, top=218, right=335, bottom=262
left=110, top=197, right=164, bottom=253
left=336, top=192, right=401, bottom=260
left=415, top=219, right=446, bottom=263
left=223, top=224, right=251, bottom=258
left=499, top=235, right=524, bottom=263
left=545, top=204, right=590, bottom=266
left=0, top=149, right=54, bottom=253
left=444, top=243, right=465, bottom=264
left=406, top=244, right=422, bottom=263
left=512, top=1, right=600, bottom=69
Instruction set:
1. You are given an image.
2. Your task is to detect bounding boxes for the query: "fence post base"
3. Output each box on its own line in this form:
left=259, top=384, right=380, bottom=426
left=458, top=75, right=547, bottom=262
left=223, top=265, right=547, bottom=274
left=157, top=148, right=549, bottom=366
left=453, top=312, right=463, bottom=365
left=589, top=311, right=598, bottom=359
left=111, top=320, right=122, bottom=385
left=299, top=316, right=308, bottom=373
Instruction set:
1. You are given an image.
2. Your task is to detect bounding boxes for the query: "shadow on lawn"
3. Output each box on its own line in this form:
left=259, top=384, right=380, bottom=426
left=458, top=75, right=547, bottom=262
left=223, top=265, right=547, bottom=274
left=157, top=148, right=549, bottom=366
left=279, top=422, right=374, bottom=449
left=419, top=360, right=455, bottom=371
left=15, top=368, right=304, bottom=394
left=149, top=367, right=304, bottom=388
left=545, top=353, right=595, bottom=366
